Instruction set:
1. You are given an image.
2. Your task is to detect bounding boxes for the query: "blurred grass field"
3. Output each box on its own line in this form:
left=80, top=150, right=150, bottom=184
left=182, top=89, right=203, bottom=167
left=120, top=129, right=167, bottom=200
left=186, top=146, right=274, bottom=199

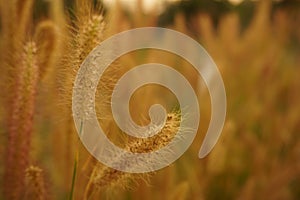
left=0, top=0, right=300, bottom=199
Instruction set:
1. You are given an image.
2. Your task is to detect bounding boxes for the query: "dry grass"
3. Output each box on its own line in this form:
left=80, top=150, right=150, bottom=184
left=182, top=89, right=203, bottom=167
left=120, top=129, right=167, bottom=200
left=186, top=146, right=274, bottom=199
left=0, top=0, right=299, bottom=199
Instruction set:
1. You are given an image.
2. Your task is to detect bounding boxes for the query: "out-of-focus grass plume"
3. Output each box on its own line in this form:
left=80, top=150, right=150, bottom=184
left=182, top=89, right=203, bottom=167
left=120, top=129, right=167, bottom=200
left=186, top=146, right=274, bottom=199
left=0, top=0, right=299, bottom=199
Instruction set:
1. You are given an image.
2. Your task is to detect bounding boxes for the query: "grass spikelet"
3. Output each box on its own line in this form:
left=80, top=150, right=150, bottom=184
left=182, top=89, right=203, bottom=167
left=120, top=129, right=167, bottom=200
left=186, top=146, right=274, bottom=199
left=59, top=1, right=108, bottom=195
left=34, top=20, right=59, bottom=80
left=65, top=11, right=106, bottom=117
left=25, top=165, right=47, bottom=200
left=66, top=1, right=105, bottom=72
left=84, top=111, right=181, bottom=199
left=4, top=41, right=39, bottom=200
left=61, top=0, right=105, bottom=99
left=62, top=1, right=106, bottom=120
left=127, top=112, right=181, bottom=153
left=0, top=0, right=33, bottom=85
left=76, top=14, right=105, bottom=64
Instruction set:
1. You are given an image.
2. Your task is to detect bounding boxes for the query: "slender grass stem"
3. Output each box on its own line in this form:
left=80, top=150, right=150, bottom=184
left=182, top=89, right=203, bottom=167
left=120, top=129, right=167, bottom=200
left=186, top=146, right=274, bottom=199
left=69, top=120, right=83, bottom=200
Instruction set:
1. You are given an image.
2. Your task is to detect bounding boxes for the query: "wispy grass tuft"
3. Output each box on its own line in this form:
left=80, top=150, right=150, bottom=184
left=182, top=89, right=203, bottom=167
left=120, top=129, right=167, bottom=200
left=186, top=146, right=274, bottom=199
left=25, top=165, right=47, bottom=200
left=4, top=41, right=39, bottom=200
left=84, top=111, right=181, bottom=199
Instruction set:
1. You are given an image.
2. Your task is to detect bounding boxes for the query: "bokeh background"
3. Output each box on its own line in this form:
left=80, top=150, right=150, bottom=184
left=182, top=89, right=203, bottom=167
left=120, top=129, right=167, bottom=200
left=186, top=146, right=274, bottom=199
left=0, top=0, right=300, bottom=199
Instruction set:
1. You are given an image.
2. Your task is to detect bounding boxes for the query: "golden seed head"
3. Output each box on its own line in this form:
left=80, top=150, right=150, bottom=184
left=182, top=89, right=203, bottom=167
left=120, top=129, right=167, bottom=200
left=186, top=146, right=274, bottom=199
left=25, top=165, right=46, bottom=200
left=85, top=111, right=181, bottom=199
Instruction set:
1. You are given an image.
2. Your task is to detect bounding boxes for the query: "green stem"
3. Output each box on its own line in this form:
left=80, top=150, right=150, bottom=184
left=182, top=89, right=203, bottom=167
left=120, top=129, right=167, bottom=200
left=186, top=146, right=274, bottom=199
left=69, top=120, right=83, bottom=200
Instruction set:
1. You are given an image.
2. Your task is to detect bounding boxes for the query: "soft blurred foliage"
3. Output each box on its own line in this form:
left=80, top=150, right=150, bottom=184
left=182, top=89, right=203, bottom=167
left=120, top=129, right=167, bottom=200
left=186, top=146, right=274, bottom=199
left=0, top=0, right=300, bottom=199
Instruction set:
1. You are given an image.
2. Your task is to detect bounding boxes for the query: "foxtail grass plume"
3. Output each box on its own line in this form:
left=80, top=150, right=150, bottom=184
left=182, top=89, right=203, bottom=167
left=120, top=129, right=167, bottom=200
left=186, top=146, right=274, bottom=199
left=84, top=111, right=181, bottom=199
left=4, top=42, right=39, bottom=200
left=25, top=165, right=47, bottom=200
